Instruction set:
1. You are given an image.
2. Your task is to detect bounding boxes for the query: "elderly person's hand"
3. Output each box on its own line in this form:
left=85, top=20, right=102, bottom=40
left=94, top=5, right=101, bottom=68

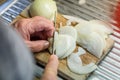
left=14, top=16, right=59, bottom=80
left=14, top=16, right=55, bottom=52
left=41, top=55, right=59, bottom=80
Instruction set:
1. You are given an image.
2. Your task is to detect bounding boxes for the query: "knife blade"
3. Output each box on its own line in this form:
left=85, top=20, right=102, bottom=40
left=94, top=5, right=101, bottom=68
left=52, top=11, right=57, bottom=55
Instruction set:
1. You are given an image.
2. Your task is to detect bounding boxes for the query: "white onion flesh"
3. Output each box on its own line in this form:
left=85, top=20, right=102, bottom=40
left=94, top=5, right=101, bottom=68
left=89, top=20, right=113, bottom=34
left=75, top=20, right=113, bottom=58
left=59, top=26, right=77, bottom=41
left=55, top=35, right=76, bottom=58
left=89, top=20, right=113, bottom=39
left=48, top=15, right=112, bottom=74
left=48, top=31, right=58, bottom=54
left=81, top=32, right=105, bottom=58
left=67, top=53, right=83, bottom=66
left=67, top=50, right=97, bottom=74
left=76, top=28, right=105, bottom=58
left=29, top=0, right=57, bottom=21
left=49, top=32, right=76, bottom=59
left=60, top=41, right=76, bottom=59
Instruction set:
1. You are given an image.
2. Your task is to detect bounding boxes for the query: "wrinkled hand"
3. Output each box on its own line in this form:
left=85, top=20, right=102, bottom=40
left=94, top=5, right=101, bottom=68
left=41, top=55, right=59, bottom=80
left=14, top=16, right=55, bottom=52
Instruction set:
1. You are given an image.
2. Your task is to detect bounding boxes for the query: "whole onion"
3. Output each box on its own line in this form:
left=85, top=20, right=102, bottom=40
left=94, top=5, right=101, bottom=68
left=29, top=0, right=57, bottom=21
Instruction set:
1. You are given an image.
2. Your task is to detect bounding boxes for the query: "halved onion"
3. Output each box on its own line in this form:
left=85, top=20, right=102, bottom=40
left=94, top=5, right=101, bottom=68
left=75, top=23, right=105, bottom=58
left=89, top=20, right=113, bottom=39
left=80, top=32, right=105, bottom=58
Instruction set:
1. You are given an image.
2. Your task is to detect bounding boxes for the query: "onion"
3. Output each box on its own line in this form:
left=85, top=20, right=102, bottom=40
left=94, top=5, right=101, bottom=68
left=49, top=25, right=77, bottom=59
left=60, top=40, right=76, bottom=58
left=67, top=47, right=97, bottom=74
left=29, top=0, right=57, bottom=21
left=89, top=20, right=113, bottom=39
left=74, top=19, right=114, bottom=58
left=55, top=35, right=76, bottom=58
left=75, top=23, right=106, bottom=58
left=82, top=32, right=105, bottom=58
left=48, top=31, right=58, bottom=54
left=49, top=33, right=76, bottom=59
left=59, top=26, right=77, bottom=41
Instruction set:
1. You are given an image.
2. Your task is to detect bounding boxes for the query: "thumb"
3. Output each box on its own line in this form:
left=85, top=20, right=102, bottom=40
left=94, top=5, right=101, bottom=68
left=25, top=40, right=49, bottom=52
left=41, top=55, right=59, bottom=80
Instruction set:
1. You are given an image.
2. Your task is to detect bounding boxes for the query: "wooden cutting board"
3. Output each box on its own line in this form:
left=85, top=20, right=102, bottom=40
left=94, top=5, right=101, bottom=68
left=13, top=6, right=114, bottom=80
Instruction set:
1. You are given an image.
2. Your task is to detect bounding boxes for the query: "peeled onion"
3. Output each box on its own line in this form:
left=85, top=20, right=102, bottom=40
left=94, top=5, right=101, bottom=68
left=29, top=0, right=57, bottom=21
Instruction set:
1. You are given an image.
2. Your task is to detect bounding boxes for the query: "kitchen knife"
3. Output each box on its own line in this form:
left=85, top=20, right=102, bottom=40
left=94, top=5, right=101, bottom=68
left=52, top=11, right=57, bottom=55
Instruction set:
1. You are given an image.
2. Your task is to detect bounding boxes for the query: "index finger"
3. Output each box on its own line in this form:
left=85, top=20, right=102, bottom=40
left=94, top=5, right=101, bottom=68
left=41, top=55, right=59, bottom=80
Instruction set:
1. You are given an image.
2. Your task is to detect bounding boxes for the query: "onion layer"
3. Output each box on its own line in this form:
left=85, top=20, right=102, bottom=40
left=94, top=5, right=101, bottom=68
left=49, top=32, right=76, bottom=59
left=67, top=47, right=97, bottom=74
left=75, top=20, right=113, bottom=58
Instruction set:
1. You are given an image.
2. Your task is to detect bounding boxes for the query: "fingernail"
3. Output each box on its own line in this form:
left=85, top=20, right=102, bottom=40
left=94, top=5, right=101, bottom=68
left=44, top=41, right=49, bottom=49
left=51, top=55, right=58, bottom=59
